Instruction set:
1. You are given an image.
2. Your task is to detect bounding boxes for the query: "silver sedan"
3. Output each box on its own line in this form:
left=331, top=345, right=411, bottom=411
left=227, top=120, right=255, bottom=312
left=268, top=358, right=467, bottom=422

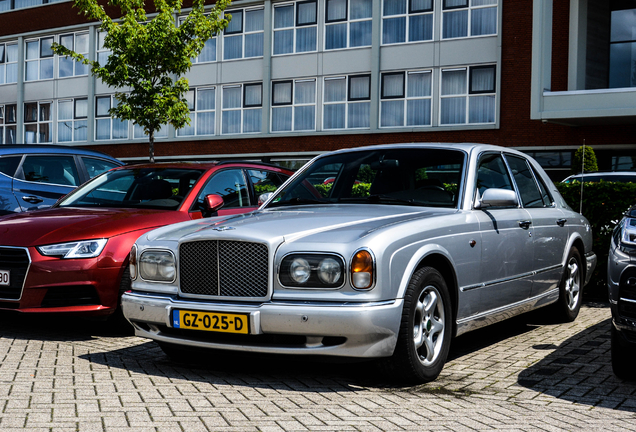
left=122, top=143, right=596, bottom=384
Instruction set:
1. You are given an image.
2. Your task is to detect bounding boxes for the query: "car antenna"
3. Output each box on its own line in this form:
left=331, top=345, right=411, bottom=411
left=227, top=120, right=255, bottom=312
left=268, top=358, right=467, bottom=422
left=580, top=140, right=585, bottom=214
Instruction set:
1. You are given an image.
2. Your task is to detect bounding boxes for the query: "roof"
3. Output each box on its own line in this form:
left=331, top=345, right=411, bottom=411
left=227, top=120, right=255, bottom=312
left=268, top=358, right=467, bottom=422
left=0, top=144, right=120, bottom=162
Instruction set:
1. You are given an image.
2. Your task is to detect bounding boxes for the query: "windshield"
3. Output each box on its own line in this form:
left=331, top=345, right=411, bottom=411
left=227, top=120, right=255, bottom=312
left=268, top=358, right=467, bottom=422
left=268, top=148, right=465, bottom=208
left=58, top=167, right=205, bottom=210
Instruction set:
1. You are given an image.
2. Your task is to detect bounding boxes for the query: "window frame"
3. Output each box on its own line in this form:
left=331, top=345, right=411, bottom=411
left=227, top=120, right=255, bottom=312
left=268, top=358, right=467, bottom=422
left=221, top=82, right=262, bottom=135
left=0, top=42, right=18, bottom=85
left=324, top=0, right=373, bottom=50
left=380, top=69, right=433, bottom=128
left=222, top=6, right=265, bottom=60
left=95, top=95, right=129, bottom=141
left=273, top=0, right=318, bottom=56
left=57, top=98, right=88, bottom=142
left=177, top=86, right=217, bottom=137
left=271, top=78, right=317, bottom=132
left=23, top=100, right=52, bottom=144
left=381, top=0, right=435, bottom=45
left=439, top=64, right=497, bottom=126
left=442, top=0, right=498, bottom=40
left=322, top=73, right=371, bottom=130
left=58, top=31, right=89, bottom=78
left=25, top=36, right=55, bottom=82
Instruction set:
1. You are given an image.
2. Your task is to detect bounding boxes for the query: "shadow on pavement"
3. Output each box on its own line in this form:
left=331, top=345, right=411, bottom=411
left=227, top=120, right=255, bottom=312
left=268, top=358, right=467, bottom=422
left=516, top=303, right=636, bottom=411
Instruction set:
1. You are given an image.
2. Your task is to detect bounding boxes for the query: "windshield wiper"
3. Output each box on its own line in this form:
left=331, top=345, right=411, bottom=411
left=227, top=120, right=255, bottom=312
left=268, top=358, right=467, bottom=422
left=271, top=197, right=331, bottom=206
left=366, top=194, right=416, bottom=205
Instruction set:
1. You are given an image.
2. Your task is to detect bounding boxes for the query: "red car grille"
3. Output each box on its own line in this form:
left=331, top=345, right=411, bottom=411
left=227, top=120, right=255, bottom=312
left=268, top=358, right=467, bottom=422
left=0, top=247, right=29, bottom=301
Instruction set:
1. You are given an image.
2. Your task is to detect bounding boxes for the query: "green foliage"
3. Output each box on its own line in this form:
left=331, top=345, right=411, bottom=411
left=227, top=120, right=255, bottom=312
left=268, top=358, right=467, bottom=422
left=571, top=146, right=598, bottom=175
left=357, top=165, right=376, bottom=183
left=352, top=183, right=371, bottom=197
left=313, top=183, right=332, bottom=198
left=556, top=181, right=636, bottom=298
left=254, top=184, right=278, bottom=195
left=52, top=0, right=231, bottom=162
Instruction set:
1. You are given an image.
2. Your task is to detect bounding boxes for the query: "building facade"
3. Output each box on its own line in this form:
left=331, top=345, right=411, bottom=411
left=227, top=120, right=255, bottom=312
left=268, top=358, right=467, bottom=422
left=0, top=0, right=634, bottom=180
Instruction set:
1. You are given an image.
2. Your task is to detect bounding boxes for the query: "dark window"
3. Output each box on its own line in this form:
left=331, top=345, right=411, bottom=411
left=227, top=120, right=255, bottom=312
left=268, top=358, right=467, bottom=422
left=505, top=155, right=545, bottom=208
left=195, top=169, right=249, bottom=210
left=21, top=155, right=80, bottom=186
left=476, top=153, right=513, bottom=196
left=0, top=156, right=21, bottom=177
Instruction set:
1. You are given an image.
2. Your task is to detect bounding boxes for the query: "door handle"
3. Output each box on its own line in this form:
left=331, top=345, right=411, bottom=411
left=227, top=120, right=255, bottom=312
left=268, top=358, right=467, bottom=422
left=518, top=220, right=532, bottom=229
left=556, top=218, right=567, bottom=227
left=22, top=196, right=43, bottom=204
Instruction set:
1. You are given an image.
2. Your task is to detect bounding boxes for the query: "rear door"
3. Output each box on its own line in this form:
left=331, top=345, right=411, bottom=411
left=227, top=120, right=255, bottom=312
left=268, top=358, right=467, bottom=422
left=504, top=154, right=568, bottom=298
left=13, top=154, right=81, bottom=211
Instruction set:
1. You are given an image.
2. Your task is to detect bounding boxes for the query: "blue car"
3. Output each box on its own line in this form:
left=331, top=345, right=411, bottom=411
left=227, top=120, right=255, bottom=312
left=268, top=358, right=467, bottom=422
left=0, top=145, right=122, bottom=215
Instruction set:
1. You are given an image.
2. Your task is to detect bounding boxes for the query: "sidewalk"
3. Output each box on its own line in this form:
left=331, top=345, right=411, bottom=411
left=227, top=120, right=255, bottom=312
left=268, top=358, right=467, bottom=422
left=0, top=303, right=634, bottom=431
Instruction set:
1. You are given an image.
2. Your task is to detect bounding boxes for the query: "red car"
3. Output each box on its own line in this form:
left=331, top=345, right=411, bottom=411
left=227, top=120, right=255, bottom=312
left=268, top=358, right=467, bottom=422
left=0, top=161, right=292, bottom=319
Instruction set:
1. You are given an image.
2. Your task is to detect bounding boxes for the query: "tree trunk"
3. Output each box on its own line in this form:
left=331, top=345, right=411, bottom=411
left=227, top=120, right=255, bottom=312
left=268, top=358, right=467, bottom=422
left=149, top=130, right=155, bottom=163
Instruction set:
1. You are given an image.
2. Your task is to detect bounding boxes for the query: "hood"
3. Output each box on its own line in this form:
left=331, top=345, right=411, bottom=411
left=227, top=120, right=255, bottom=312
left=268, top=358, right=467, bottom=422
left=0, top=207, right=187, bottom=247
left=146, top=204, right=457, bottom=245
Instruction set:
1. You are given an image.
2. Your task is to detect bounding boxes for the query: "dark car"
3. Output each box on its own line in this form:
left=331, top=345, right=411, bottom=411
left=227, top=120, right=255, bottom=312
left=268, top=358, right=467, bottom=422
left=608, top=204, right=636, bottom=379
left=0, top=144, right=122, bottom=214
left=0, top=161, right=292, bottom=320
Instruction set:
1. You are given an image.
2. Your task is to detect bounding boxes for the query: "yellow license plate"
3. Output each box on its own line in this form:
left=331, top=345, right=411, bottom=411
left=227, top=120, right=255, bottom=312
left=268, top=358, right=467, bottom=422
left=172, top=309, right=249, bottom=334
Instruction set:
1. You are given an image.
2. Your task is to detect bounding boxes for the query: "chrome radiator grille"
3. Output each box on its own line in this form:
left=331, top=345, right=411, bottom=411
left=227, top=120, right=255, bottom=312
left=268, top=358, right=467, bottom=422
left=179, top=240, right=269, bottom=298
left=0, top=247, right=30, bottom=301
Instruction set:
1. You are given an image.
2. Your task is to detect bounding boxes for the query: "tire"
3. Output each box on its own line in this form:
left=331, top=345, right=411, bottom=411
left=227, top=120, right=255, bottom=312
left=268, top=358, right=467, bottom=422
left=106, top=267, right=133, bottom=333
left=385, top=267, right=453, bottom=384
left=554, top=248, right=583, bottom=322
left=611, top=325, right=636, bottom=380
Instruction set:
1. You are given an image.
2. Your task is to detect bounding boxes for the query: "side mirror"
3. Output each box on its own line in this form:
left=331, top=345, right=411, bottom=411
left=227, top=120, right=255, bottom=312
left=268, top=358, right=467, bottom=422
left=203, top=194, right=224, bottom=217
left=258, top=192, right=274, bottom=207
left=476, top=188, right=518, bottom=209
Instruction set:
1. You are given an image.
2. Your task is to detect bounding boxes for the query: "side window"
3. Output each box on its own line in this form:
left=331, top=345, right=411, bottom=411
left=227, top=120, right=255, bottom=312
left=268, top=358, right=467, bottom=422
left=505, top=155, right=544, bottom=208
left=476, top=153, right=513, bottom=196
left=0, top=156, right=21, bottom=177
left=195, top=169, right=249, bottom=210
left=248, top=169, right=288, bottom=198
left=81, top=157, right=120, bottom=179
left=21, top=155, right=80, bottom=186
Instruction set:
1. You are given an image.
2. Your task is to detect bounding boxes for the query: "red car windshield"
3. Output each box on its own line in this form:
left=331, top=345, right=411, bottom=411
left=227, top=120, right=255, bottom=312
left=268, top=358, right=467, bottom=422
left=58, top=167, right=205, bottom=210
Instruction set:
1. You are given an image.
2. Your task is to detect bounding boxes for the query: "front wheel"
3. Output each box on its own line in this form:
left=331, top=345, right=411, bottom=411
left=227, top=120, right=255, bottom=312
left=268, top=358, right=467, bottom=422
left=386, top=267, right=453, bottom=384
left=554, top=248, right=583, bottom=322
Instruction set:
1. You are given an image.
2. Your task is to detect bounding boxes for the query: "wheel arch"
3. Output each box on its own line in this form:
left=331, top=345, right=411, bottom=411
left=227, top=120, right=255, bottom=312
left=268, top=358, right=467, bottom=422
left=395, top=245, right=459, bottom=338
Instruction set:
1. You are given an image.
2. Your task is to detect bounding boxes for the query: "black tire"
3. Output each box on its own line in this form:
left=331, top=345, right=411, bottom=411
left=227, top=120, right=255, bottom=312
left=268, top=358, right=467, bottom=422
left=385, top=267, right=453, bottom=384
left=554, top=247, right=583, bottom=322
left=611, top=325, right=636, bottom=380
left=106, top=267, right=133, bottom=333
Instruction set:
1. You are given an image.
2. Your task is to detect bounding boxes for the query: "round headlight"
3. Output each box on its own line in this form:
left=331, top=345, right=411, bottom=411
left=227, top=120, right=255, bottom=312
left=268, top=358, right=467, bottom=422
left=318, top=258, right=342, bottom=284
left=290, top=258, right=311, bottom=284
left=139, top=250, right=175, bottom=282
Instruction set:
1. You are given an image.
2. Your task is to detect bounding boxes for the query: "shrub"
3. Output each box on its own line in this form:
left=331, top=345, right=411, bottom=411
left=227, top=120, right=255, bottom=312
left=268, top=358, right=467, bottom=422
left=571, top=145, right=598, bottom=175
left=556, top=181, right=636, bottom=298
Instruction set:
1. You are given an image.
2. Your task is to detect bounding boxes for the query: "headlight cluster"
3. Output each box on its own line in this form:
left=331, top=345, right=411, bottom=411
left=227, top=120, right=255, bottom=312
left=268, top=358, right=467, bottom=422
left=280, top=254, right=345, bottom=288
left=279, top=250, right=375, bottom=290
left=137, top=249, right=176, bottom=282
left=621, top=217, right=636, bottom=247
left=38, top=239, right=107, bottom=259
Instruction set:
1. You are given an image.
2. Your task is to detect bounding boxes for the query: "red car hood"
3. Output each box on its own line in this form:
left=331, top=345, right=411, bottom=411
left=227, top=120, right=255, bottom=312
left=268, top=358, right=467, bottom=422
left=0, top=207, right=189, bottom=247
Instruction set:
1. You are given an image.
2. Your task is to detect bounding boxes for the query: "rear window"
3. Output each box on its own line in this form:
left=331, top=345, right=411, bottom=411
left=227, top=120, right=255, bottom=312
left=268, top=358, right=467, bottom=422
left=0, top=156, right=21, bottom=177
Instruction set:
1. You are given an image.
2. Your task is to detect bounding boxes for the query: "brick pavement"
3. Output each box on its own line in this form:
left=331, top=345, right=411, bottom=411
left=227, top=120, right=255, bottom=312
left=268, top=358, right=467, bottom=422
left=0, top=302, right=634, bottom=431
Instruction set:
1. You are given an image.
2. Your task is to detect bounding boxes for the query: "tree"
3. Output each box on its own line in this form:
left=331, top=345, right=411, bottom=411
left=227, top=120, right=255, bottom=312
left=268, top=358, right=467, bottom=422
left=571, top=145, right=598, bottom=175
left=53, top=0, right=231, bottom=162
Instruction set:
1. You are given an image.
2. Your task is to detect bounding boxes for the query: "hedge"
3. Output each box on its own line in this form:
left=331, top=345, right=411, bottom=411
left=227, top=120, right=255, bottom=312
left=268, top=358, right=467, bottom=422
left=556, top=181, right=636, bottom=298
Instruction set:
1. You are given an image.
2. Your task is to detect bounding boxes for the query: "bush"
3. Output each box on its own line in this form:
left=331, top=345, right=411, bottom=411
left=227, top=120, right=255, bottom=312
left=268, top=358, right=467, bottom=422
left=571, top=146, right=598, bottom=175
left=556, top=181, right=636, bottom=299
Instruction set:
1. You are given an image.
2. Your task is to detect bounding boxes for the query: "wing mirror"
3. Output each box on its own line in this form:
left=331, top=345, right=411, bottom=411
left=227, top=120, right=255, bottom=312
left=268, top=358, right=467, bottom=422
left=258, top=192, right=274, bottom=207
left=476, top=188, right=518, bottom=209
left=203, top=194, right=224, bottom=217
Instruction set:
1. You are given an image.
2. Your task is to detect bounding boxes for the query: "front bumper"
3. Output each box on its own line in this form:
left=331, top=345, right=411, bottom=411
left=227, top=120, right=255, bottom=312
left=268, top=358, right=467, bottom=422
left=121, top=291, right=404, bottom=358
